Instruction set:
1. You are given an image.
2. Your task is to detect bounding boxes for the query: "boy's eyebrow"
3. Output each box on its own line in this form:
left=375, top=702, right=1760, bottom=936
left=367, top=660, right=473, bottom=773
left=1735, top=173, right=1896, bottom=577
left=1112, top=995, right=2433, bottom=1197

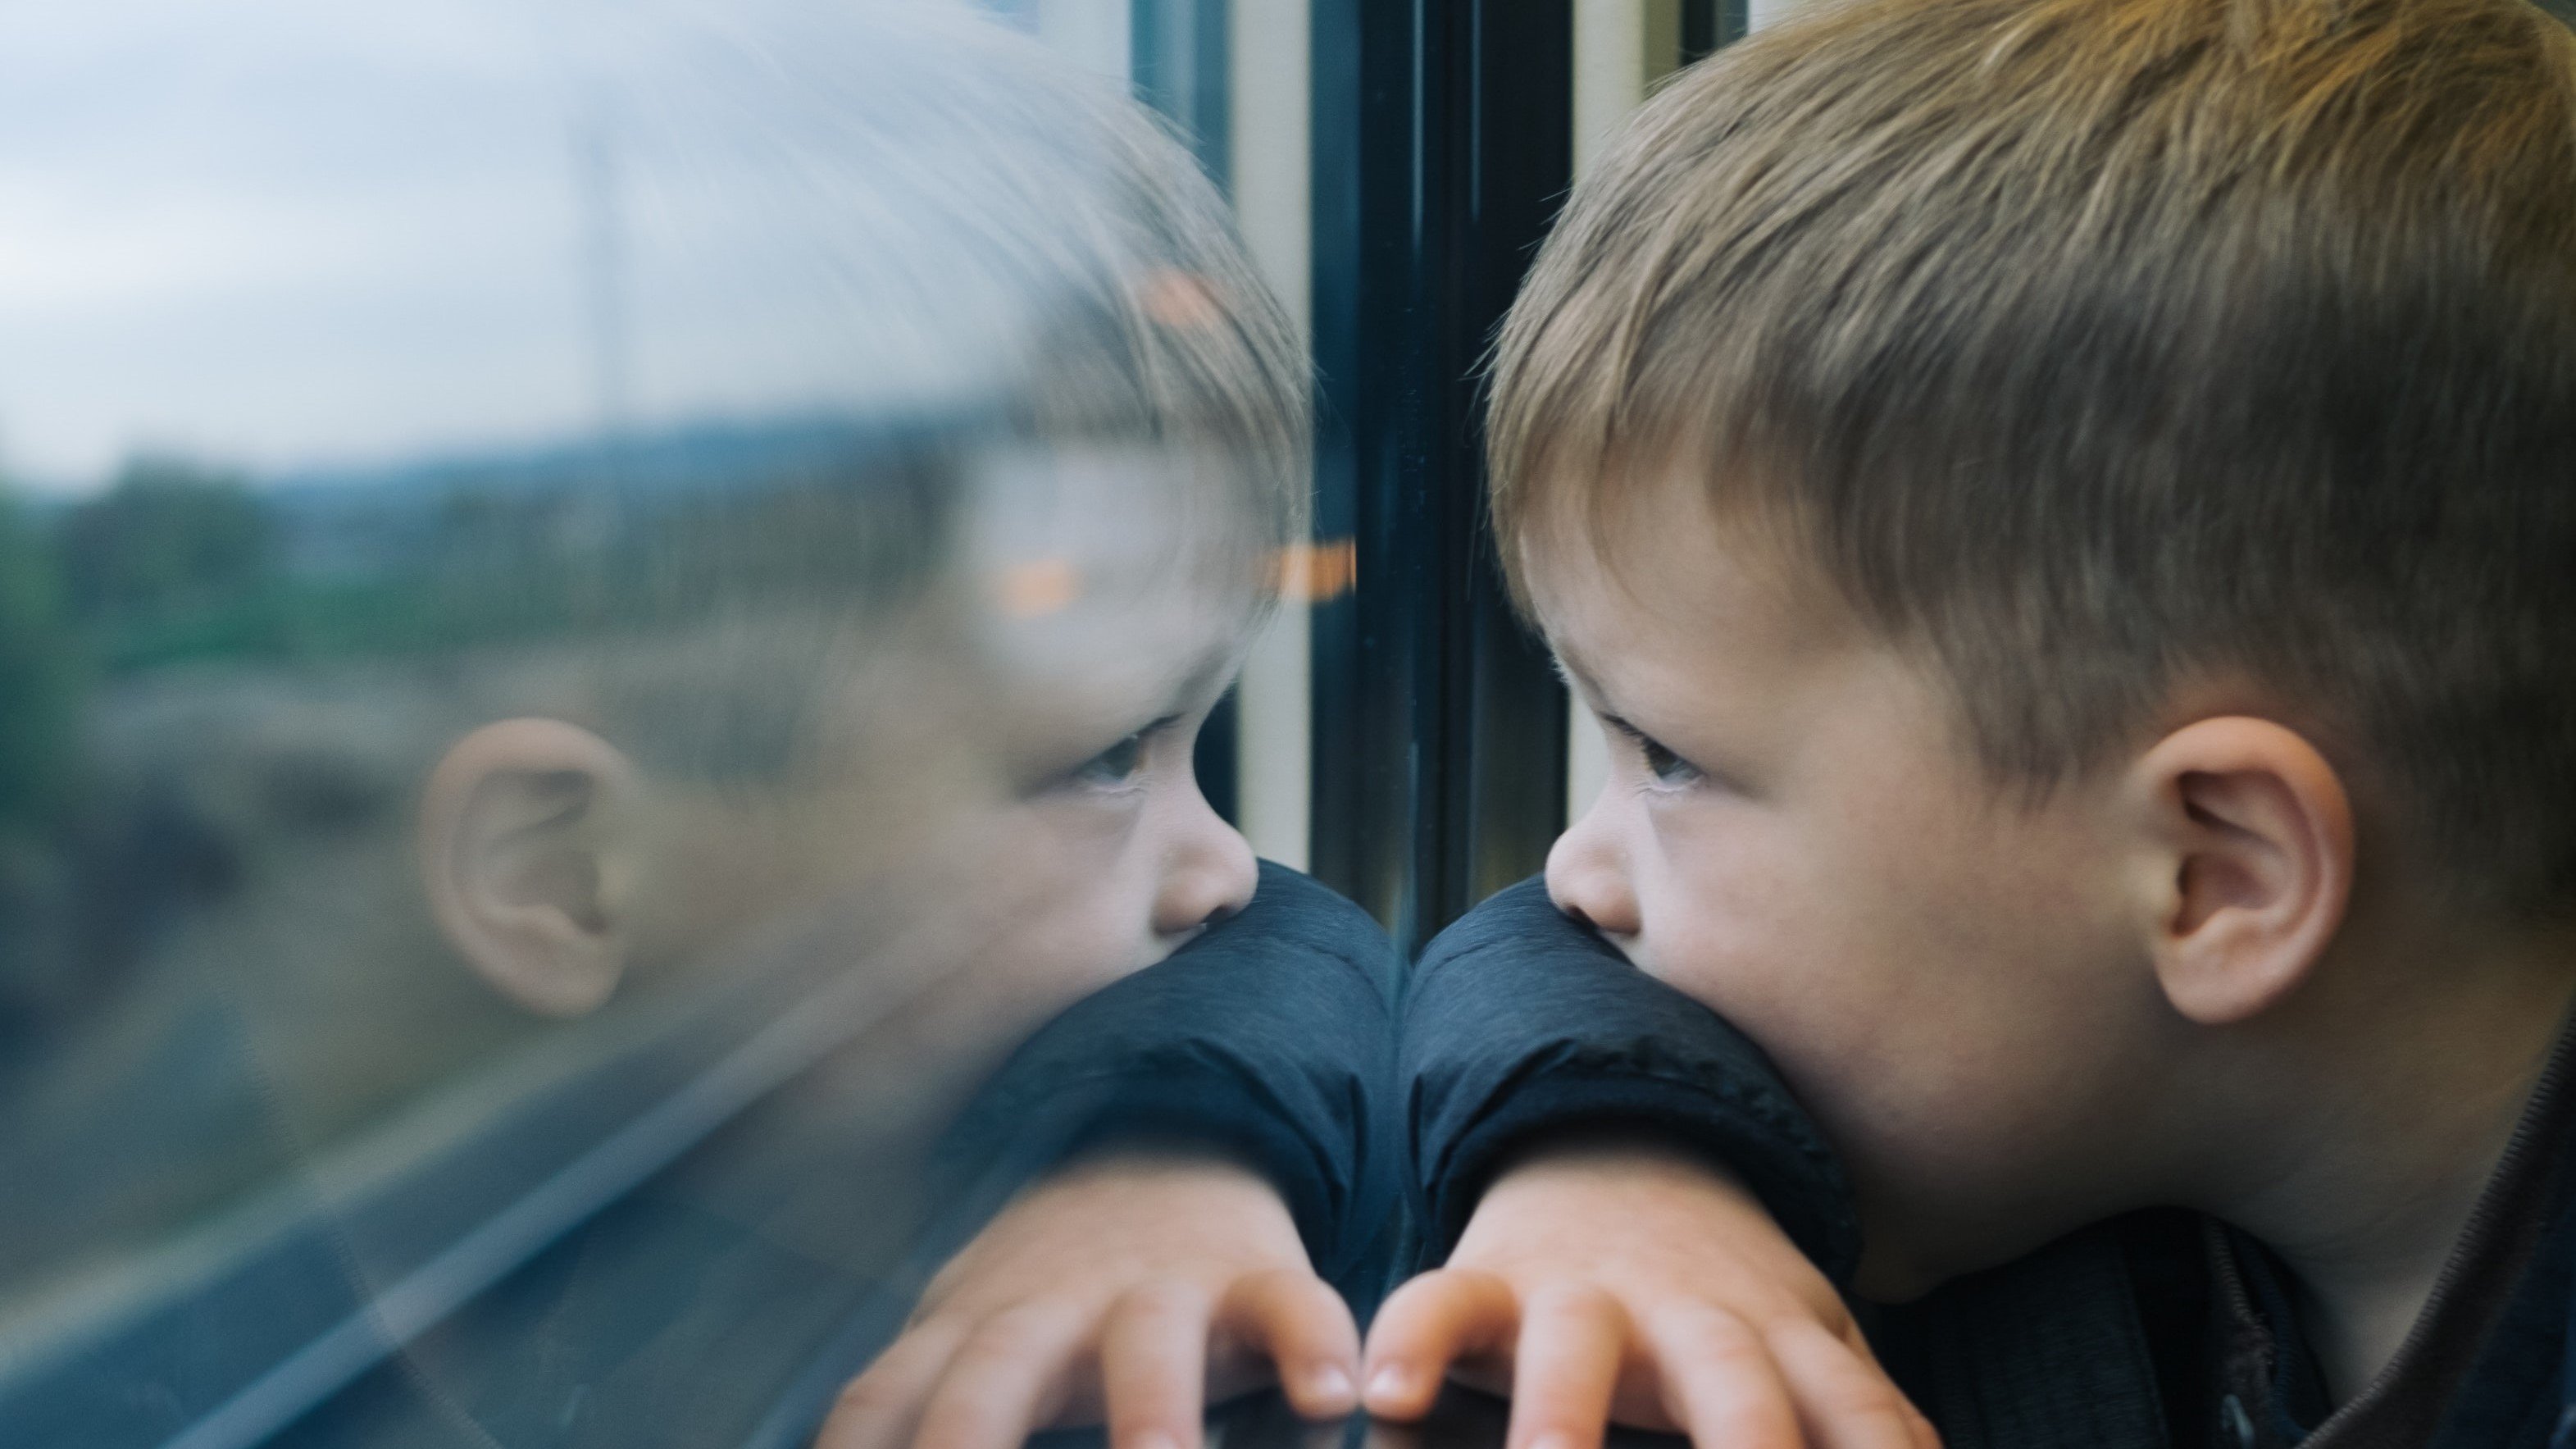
left=1553, top=649, right=1665, bottom=750
left=1551, top=649, right=1613, bottom=714
left=1164, top=638, right=1245, bottom=716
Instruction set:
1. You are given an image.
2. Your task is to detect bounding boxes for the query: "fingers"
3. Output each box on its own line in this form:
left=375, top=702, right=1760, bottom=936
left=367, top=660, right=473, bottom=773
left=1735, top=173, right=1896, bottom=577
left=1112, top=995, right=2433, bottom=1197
left=1362, top=1269, right=1519, bottom=1420
left=1636, top=1303, right=1802, bottom=1449
left=1098, top=1268, right=1362, bottom=1447
left=909, top=1302, right=1094, bottom=1449
left=1100, top=1283, right=1217, bottom=1449
left=1767, top=1317, right=1939, bottom=1449
left=817, top=1318, right=972, bottom=1449
left=1502, top=1286, right=1628, bottom=1449
left=1213, top=1268, right=1362, bottom=1419
left=822, top=1269, right=1361, bottom=1449
left=1355, top=1278, right=1934, bottom=1449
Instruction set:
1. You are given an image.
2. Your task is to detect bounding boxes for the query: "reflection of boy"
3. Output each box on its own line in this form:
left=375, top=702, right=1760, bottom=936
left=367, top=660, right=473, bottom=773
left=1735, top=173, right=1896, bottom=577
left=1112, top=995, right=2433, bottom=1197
left=1368, top=2, right=2576, bottom=1447
left=398, top=16, right=1396, bottom=1447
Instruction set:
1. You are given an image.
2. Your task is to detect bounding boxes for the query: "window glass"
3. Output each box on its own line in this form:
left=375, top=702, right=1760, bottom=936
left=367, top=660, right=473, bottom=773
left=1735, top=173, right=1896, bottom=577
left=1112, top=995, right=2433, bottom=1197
left=1004, top=0, right=1317, bottom=870
left=0, top=4, right=1318, bottom=1442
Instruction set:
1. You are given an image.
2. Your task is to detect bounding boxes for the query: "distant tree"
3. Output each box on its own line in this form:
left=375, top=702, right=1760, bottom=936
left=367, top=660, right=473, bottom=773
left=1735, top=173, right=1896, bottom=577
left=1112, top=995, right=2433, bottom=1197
left=59, top=457, right=273, bottom=623
left=0, top=482, right=80, bottom=839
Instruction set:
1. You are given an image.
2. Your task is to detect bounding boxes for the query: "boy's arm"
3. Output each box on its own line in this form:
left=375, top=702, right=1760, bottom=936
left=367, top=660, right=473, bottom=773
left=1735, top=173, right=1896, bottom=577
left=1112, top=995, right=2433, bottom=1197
left=822, top=863, right=1401, bottom=1449
left=1374, top=879, right=1931, bottom=1448
left=1399, top=877, right=1855, bottom=1278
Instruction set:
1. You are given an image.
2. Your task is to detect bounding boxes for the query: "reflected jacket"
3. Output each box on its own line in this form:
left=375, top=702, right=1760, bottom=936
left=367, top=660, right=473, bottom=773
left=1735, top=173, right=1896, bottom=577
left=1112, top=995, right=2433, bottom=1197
left=931, top=860, right=1407, bottom=1301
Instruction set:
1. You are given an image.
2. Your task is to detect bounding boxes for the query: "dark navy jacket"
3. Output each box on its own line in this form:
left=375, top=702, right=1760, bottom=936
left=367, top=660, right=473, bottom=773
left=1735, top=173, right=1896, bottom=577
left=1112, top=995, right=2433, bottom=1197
left=1401, top=879, right=2576, bottom=1449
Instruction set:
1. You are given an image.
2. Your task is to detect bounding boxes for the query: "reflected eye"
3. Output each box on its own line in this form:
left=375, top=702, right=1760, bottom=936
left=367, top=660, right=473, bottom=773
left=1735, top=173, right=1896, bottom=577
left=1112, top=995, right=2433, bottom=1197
left=1046, top=713, right=1184, bottom=795
left=1604, top=714, right=1704, bottom=791
left=1068, top=729, right=1150, bottom=787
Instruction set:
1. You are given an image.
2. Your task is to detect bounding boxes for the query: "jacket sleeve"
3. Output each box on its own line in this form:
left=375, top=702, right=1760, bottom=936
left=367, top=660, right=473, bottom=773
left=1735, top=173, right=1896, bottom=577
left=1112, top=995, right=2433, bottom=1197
left=1401, top=877, right=1860, bottom=1283
left=927, top=861, right=1401, bottom=1291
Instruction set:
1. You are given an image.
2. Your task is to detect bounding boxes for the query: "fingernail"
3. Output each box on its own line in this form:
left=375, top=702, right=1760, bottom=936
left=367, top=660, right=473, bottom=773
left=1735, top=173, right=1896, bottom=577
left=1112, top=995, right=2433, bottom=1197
left=1366, top=1365, right=1409, bottom=1404
left=1311, top=1365, right=1354, bottom=1405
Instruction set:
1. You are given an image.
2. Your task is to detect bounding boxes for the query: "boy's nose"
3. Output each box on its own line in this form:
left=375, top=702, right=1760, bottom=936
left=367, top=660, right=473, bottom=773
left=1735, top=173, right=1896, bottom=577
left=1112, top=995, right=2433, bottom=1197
left=1545, top=804, right=1641, bottom=938
left=1151, top=782, right=1258, bottom=939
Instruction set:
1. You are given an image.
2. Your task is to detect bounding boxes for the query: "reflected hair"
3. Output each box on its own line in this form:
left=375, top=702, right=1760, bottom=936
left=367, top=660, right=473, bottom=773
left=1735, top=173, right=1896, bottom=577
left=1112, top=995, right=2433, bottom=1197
left=1489, top=0, right=2576, bottom=917
left=539, top=7, right=1310, bottom=784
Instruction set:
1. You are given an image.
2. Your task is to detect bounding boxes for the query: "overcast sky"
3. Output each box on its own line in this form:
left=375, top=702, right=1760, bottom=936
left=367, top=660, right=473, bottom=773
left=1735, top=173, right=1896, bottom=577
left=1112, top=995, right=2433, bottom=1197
left=0, top=0, right=1081, bottom=493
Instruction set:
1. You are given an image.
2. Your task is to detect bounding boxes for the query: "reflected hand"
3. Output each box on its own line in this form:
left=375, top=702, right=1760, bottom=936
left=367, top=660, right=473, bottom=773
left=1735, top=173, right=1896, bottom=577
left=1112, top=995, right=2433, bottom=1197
left=819, top=1151, right=1360, bottom=1449
left=1361, top=1140, right=1937, bottom=1449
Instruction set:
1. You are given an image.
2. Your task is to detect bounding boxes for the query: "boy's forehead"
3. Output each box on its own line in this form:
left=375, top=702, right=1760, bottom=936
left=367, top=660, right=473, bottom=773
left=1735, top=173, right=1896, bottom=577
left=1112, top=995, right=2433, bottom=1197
left=992, top=617, right=1246, bottom=768
left=968, top=481, right=1259, bottom=759
left=968, top=443, right=1271, bottom=600
left=1522, top=466, right=1852, bottom=666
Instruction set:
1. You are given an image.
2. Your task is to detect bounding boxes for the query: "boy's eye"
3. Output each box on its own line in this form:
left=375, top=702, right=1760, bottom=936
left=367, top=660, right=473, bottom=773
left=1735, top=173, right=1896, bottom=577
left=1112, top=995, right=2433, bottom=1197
left=1637, top=735, right=1704, bottom=788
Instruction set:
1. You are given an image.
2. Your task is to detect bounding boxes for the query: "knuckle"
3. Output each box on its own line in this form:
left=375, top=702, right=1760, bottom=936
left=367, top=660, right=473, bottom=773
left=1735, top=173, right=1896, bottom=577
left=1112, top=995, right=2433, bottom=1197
left=1440, top=1264, right=1513, bottom=1296
left=1107, top=1415, right=1191, bottom=1447
left=1801, top=1294, right=1858, bottom=1340
left=832, top=1369, right=908, bottom=1417
left=1524, top=1278, right=1616, bottom=1321
left=1234, top=1264, right=1320, bottom=1304
left=1377, top=1265, right=1439, bottom=1300
left=1234, top=1272, right=1344, bottom=1344
left=1382, top=1268, right=1472, bottom=1320
left=917, top=1255, right=977, bottom=1310
left=1114, top=1278, right=1210, bottom=1324
left=958, top=1304, right=1060, bottom=1365
left=1650, top=1298, right=1759, bottom=1351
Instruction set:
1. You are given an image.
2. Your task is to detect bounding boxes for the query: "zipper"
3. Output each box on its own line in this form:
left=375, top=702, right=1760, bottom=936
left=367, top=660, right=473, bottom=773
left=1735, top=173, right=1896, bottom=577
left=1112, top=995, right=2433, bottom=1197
left=2205, top=1216, right=2275, bottom=1447
left=2301, top=999, right=2576, bottom=1445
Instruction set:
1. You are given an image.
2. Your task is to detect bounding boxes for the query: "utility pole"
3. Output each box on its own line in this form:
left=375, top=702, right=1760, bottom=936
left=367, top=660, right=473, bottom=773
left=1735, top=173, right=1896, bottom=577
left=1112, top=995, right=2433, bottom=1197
left=572, top=112, right=633, bottom=493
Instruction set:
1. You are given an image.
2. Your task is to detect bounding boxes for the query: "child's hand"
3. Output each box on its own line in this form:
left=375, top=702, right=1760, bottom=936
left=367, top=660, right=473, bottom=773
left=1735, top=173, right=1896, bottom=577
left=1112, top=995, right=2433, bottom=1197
left=1363, top=1138, right=1937, bottom=1449
left=817, top=1150, right=1361, bottom=1449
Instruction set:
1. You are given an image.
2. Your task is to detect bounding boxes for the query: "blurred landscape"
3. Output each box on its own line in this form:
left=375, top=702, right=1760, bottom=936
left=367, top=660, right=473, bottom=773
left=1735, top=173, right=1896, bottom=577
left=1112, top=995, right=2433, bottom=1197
left=0, top=416, right=905, bottom=1316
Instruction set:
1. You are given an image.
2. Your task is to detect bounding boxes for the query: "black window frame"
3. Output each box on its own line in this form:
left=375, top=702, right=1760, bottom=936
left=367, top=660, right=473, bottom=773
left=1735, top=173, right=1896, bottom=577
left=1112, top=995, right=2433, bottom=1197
left=1306, top=0, right=1576, bottom=954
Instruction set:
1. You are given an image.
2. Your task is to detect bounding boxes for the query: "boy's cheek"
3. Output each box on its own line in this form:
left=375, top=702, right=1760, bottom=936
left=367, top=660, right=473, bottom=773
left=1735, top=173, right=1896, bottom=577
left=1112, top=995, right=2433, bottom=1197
left=1618, top=908, right=2004, bottom=1263
left=975, top=809, right=1178, bottom=978
left=1624, top=871, right=1872, bottom=1059
left=873, top=850, right=1172, bottom=1067
left=1778, top=989, right=2160, bottom=1301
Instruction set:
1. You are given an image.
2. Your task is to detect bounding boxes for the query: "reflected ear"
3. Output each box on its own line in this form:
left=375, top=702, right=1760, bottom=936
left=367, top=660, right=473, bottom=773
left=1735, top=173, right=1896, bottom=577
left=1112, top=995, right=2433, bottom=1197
left=2132, top=717, right=2355, bottom=1025
left=418, top=718, right=641, bottom=1018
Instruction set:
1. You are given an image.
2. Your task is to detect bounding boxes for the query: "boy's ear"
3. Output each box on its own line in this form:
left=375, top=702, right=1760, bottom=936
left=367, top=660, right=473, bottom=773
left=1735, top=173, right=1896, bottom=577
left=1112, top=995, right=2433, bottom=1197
left=2129, top=717, right=2355, bottom=1026
left=419, top=718, right=643, bottom=1018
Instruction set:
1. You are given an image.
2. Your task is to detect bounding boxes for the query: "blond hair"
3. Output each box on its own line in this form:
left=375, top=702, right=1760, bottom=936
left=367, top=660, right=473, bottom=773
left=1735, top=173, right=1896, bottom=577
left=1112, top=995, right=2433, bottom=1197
left=1491, top=0, right=2576, bottom=914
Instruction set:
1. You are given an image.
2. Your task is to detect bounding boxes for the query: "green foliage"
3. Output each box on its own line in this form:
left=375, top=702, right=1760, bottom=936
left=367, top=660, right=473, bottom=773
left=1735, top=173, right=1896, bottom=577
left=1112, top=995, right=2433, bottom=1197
left=34, top=431, right=944, bottom=676
left=59, top=457, right=273, bottom=627
left=0, top=484, right=83, bottom=839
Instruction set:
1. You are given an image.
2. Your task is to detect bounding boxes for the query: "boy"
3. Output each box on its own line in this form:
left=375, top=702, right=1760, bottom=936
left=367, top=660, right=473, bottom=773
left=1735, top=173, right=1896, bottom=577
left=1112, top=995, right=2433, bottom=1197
left=1365, top=1, right=2576, bottom=1447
